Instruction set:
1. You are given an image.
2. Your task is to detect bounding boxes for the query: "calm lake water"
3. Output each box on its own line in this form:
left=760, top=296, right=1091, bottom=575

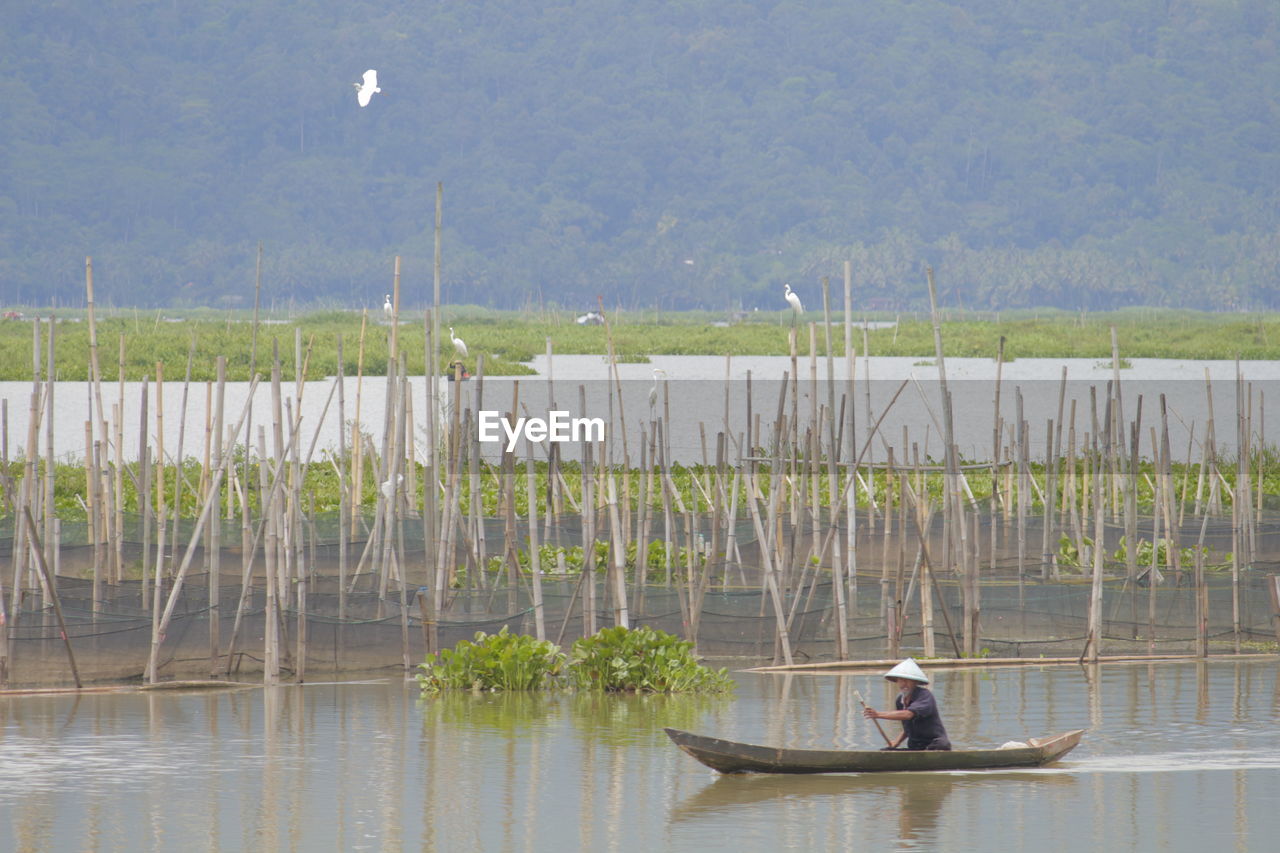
left=1, top=659, right=1277, bottom=851
left=3, top=356, right=1278, bottom=465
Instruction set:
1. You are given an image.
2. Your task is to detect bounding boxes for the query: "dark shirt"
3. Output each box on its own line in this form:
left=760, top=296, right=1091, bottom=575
left=895, top=686, right=951, bottom=750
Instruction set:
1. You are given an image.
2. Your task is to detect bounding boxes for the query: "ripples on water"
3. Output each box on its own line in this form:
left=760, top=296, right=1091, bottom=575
left=0, top=660, right=1276, bottom=851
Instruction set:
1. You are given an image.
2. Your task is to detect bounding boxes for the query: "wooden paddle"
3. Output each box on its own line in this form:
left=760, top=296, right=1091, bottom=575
left=854, top=689, right=896, bottom=748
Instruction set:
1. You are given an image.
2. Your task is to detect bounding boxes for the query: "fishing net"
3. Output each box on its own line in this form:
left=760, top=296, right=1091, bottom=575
left=1, top=507, right=1277, bottom=688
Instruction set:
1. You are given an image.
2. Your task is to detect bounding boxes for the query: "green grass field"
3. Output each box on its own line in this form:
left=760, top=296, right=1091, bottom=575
left=2, top=307, right=1278, bottom=382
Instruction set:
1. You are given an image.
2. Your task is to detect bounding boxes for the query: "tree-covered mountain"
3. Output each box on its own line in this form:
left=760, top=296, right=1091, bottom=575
left=1, top=0, right=1277, bottom=311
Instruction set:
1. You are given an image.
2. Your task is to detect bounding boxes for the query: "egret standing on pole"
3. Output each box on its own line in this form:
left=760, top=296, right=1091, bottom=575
left=450, top=327, right=468, bottom=359
left=648, top=367, right=666, bottom=412
left=783, top=283, right=804, bottom=315
left=354, top=69, right=381, bottom=107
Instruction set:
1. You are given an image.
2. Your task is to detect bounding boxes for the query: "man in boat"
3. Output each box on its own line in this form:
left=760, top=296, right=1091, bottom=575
left=862, top=658, right=952, bottom=751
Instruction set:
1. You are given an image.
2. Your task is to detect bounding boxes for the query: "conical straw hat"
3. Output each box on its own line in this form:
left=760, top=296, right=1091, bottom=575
left=883, top=658, right=929, bottom=683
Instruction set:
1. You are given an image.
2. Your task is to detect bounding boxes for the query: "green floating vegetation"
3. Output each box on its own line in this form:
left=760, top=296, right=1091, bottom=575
left=416, top=626, right=565, bottom=692
left=568, top=626, right=734, bottom=693
left=416, top=625, right=733, bottom=695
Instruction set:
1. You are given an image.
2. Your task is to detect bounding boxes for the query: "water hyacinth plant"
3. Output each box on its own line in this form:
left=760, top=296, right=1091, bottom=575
left=416, top=626, right=734, bottom=694
left=416, top=627, right=565, bottom=692
left=568, top=626, right=734, bottom=693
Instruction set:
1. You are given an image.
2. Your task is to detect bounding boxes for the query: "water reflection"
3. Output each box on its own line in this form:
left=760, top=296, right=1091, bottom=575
left=0, top=661, right=1276, bottom=851
left=671, top=770, right=1080, bottom=847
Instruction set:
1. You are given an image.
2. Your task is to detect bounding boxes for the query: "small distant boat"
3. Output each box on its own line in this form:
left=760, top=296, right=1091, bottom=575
left=664, top=728, right=1084, bottom=774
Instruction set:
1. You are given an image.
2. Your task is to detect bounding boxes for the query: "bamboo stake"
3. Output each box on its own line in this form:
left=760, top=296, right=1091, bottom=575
left=582, top=389, right=597, bottom=637
left=45, top=322, right=58, bottom=588
left=21, top=509, right=80, bottom=688
left=147, top=377, right=260, bottom=683
left=209, top=357, right=225, bottom=673
left=741, top=441, right=794, bottom=666
left=422, top=310, right=439, bottom=650
left=337, top=335, right=349, bottom=626
left=261, top=428, right=280, bottom=682
left=352, top=309, right=369, bottom=537
left=526, top=441, right=546, bottom=640
left=606, top=473, right=630, bottom=628
left=150, top=364, right=167, bottom=666
left=395, top=364, right=411, bottom=674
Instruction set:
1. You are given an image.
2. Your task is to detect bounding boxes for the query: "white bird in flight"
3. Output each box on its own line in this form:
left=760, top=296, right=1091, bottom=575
left=383, top=293, right=393, bottom=320
left=450, top=327, right=468, bottom=359
left=783, top=283, right=803, bottom=314
left=354, top=69, right=381, bottom=107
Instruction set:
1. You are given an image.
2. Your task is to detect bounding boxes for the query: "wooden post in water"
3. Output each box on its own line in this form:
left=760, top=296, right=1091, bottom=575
left=209, top=357, right=225, bottom=674
left=47, top=324, right=60, bottom=591
left=337, top=336, right=349, bottom=631
left=844, top=283, right=857, bottom=617
left=422, top=311, right=439, bottom=649
left=606, top=473, right=630, bottom=628
left=926, top=267, right=969, bottom=657
left=394, top=364, right=411, bottom=673
left=261, top=428, right=280, bottom=683
left=1086, top=398, right=1105, bottom=663
left=820, top=277, right=848, bottom=659
left=526, top=442, right=546, bottom=641
left=582, top=424, right=597, bottom=637
left=147, top=365, right=167, bottom=680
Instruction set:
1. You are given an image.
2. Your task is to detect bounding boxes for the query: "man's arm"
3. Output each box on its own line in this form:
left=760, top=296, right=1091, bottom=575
left=865, top=708, right=916, bottom=722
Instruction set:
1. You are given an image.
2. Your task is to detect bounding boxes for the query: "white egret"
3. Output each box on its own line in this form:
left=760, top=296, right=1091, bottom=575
left=648, top=367, right=666, bottom=411
left=354, top=69, right=381, bottom=107
left=380, top=474, right=404, bottom=502
left=383, top=293, right=393, bottom=320
left=450, top=326, right=468, bottom=359
left=783, top=283, right=803, bottom=314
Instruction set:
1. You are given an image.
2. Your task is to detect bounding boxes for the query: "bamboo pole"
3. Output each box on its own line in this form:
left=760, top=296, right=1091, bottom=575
left=741, top=440, right=794, bottom=666
left=526, top=441, right=546, bottom=641
left=147, top=377, right=260, bottom=683
left=150, top=364, right=167, bottom=667
left=395, top=363, right=411, bottom=674
left=1086, top=396, right=1105, bottom=663
left=422, top=310, right=439, bottom=650
left=606, top=473, right=630, bottom=628
left=209, top=357, right=225, bottom=673
left=46, top=323, right=58, bottom=589
left=21, top=509, right=80, bottom=689
left=336, top=336, right=349, bottom=628
left=926, top=267, right=972, bottom=654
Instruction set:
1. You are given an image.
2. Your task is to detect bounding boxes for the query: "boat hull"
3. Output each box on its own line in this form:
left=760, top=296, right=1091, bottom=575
left=665, top=727, right=1084, bottom=774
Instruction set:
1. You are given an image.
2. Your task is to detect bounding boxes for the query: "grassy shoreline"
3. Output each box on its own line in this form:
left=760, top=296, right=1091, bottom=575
left=3, top=308, right=1280, bottom=382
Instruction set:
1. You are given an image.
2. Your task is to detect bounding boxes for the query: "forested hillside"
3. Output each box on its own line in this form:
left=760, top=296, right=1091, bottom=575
left=2, top=0, right=1277, bottom=310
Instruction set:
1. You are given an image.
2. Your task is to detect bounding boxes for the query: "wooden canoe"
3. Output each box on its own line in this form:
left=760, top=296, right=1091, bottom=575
left=665, top=727, right=1084, bottom=774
